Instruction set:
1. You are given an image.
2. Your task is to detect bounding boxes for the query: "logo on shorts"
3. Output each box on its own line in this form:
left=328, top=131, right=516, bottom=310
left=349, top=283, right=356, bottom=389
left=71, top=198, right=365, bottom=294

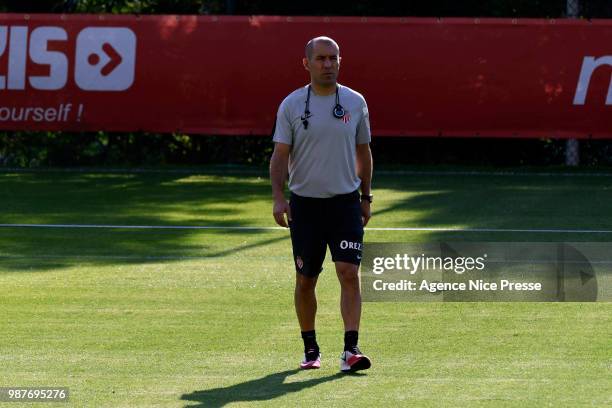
left=296, top=256, right=304, bottom=270
left=340, top=240, right=362, bottom=250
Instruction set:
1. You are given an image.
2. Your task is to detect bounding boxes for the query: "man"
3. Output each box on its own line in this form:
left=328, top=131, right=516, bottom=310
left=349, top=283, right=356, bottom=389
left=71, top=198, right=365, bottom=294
left=269, top=36, right=373, bottom=372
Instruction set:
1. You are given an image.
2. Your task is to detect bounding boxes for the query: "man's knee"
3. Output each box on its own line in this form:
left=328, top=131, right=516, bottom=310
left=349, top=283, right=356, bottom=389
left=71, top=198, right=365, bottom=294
left=295, top=273, right=318, bottom=293
left=336, top=262, right=359, bottom=286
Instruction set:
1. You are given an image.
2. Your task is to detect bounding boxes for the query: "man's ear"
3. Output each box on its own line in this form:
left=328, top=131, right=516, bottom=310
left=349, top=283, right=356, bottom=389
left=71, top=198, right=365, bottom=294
left=302, top=57, right=310, bottom=72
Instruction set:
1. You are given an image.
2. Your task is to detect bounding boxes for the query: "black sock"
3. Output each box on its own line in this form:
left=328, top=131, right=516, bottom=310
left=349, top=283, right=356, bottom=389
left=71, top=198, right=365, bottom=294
left=344, top=330, right=358, bottom=351
left=301, top=330, right=318, bottom=352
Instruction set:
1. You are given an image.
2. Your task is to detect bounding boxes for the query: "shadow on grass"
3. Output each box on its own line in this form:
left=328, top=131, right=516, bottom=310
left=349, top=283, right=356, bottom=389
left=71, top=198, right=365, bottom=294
left=0, top=171, right=286, bottom=271
left=370, top=174, right=612, bottom=242
left=180, top=368, right=362, bottom=407
left=2, top=169, right=612, bottom=272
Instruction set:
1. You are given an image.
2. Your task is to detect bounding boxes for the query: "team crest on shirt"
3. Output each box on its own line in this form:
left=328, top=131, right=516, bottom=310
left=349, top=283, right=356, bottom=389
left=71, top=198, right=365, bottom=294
left=296, top=256, right=304, bottom=269
left=342, top=112, right=351, bottom=124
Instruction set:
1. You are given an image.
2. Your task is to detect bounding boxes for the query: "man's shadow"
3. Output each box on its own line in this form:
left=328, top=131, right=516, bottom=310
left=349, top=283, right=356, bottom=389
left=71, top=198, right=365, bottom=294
left=181, top=368, right=363, bottom=407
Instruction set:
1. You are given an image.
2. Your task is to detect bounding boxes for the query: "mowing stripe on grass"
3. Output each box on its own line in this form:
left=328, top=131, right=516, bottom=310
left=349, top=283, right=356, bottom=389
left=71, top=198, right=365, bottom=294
left=1, top=223, right=612, bottom=234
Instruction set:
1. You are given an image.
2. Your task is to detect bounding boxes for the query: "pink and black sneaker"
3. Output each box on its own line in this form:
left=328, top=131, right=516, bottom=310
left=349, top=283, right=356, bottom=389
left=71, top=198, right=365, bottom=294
left=340, top=347, right=371, bottom=372
left=299, top=348, right=321, bottom=369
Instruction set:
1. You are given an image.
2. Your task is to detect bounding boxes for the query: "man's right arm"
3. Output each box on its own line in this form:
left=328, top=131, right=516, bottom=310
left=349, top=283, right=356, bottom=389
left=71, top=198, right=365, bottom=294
left=270, top=142, right=292, bottom=228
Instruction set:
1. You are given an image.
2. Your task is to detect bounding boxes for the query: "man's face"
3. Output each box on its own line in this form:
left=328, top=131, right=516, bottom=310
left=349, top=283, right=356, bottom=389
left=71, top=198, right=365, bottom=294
left=303, top=41, right=341, bottom=87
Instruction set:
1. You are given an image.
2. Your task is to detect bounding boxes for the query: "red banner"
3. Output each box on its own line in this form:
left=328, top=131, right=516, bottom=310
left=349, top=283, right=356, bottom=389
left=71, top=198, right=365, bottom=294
left=0, top=14, right=611, bottom=138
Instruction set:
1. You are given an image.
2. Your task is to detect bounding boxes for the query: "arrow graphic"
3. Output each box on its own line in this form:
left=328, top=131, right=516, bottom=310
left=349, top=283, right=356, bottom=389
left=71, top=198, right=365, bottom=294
left=100, top=43, right=123, bottom=76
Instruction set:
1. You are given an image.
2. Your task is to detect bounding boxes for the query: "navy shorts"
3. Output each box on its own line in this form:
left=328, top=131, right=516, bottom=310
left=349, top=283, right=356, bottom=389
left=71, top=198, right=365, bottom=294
left=288, top=190, right=364, bottom=277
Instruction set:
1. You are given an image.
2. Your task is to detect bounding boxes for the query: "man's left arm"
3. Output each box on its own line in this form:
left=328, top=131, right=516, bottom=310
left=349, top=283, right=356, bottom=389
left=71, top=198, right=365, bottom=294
left=356, top=143, right=372, bottom=226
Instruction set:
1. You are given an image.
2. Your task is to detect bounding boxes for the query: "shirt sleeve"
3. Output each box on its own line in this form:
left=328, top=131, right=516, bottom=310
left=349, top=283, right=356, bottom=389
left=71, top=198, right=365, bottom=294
left=356, top=100, right=371, bottom=144
left=272, top=99, right=293, bottom=145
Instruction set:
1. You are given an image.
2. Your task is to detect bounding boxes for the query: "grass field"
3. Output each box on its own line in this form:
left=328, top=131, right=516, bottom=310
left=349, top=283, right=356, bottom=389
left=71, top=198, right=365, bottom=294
left=0, top=167, right=611, bottom=407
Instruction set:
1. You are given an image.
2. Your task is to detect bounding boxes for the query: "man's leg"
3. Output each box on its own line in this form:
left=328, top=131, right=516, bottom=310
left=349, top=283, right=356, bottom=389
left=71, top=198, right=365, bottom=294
left=289, top=192, right=325, bottom=369
left=334, top=261, right=360, bottom=331
left=295, top=272, right=318, bottom=331
left=295, top=272, right=321, bottom=369
left=335, top=261, right=371, bottom=372
left=327, top=192, right=371, bottom=372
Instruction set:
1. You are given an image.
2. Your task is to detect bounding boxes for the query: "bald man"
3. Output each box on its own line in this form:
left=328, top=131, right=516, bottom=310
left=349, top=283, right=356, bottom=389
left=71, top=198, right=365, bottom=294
left=270, top=36, right=373, bottom=372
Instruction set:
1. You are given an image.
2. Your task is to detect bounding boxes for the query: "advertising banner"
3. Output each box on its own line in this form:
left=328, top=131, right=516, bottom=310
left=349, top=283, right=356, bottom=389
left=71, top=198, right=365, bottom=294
left=0, top=14, right=611, bottom=138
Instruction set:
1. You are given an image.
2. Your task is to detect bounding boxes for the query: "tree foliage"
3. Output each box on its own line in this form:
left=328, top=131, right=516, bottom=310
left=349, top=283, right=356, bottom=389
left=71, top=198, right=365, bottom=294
left=1, top=1, right=610, bottom=18
left=0, top=0, right=579, bottom=17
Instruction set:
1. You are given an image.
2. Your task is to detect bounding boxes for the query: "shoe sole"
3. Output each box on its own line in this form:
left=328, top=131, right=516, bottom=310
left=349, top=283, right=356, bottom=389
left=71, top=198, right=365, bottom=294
left=341, top=356, right=371, bottom=372
left=300, top=361, right=321, bottom=370
left=300, top=365, right=320, bottom=369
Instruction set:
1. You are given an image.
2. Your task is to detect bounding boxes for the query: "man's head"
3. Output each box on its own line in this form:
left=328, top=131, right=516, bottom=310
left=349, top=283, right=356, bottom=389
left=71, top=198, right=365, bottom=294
left=303, top=36, right=341, bottom=88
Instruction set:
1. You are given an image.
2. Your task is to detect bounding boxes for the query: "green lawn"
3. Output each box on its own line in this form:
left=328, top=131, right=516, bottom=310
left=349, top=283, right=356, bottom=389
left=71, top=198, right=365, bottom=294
left=0, top=168, right=610, bottom=407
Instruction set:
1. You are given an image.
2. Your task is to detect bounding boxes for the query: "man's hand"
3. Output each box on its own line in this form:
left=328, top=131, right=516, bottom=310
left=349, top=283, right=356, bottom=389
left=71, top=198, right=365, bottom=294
left=361, top=200, right=371, bottom=226
left=273, top=199, right=292, bottom=228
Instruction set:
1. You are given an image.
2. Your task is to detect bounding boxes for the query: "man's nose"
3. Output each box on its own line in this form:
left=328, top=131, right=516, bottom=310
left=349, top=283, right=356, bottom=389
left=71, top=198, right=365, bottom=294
left=324, top=59, right=332, bottom=67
